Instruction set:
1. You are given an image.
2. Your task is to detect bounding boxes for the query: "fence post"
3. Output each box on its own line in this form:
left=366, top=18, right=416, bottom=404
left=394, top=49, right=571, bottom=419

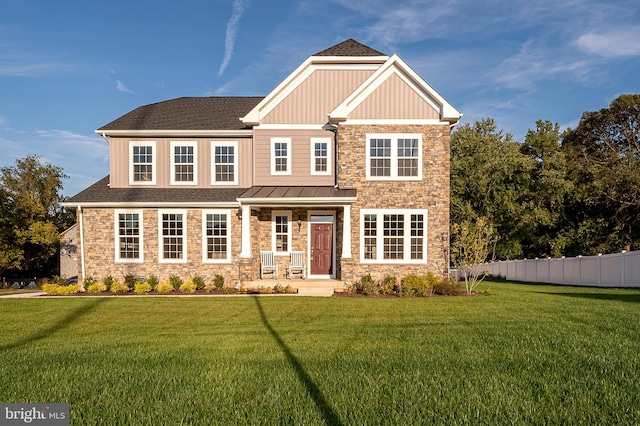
left=622, top=250, right=626, bottom=287
left=578, top=255, right=582, bottom=286
left=598, top=253, right=602, bottom=286
left=562, top=256, right=565, bottom=285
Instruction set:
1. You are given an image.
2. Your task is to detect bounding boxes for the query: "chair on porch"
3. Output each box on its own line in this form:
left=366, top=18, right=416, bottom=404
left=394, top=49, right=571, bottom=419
left=287, top=250, right=306, bottom=279
left=260, top=251, right=278, bottom=279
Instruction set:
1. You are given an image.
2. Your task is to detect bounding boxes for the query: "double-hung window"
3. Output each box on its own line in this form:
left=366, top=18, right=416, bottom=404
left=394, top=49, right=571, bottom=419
left=202, top=210, right=231, bottom=262
left=360, top=209, right=427, bottom=263
left=310, top=138, right=331, bottom=175
left=170, top=142, right=197, bottom=184
left=366, top=134, right=422, bottom=180
left=129, top=141, right=156, bottom=185
left=272, top=210, right=292, bottom=254
left=115, top=210, right=143, bottom=262
left=159, top=210, right=186, bottom=263
left=271, top=138, right=291, bottom=175
left=211, top=141, right=238, bottom=185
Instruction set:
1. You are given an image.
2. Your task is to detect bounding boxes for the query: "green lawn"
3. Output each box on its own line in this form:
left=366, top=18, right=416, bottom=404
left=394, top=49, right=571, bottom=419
left=1, top=281, right=639, bottom=425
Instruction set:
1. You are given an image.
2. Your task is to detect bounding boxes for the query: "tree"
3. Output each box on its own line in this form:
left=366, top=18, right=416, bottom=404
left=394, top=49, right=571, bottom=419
left=0, top=155, right=71, bottom=278
left=562, top=94, right=640, bottom=253
left=451, top=216, right=496, bottom=294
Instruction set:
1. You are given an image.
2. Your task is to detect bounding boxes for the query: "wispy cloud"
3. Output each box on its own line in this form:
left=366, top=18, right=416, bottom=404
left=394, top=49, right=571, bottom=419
left=116, top=80, right=134, bottom=93
left=219, top=0, right=248, bottom=76
left=575, top=27, right=640, bottom=58
left=0, top=44, right=75, bottom=77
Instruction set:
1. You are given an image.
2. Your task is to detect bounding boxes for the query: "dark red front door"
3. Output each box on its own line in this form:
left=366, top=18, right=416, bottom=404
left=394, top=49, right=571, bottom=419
left=311, top=223, right=333, bottom=275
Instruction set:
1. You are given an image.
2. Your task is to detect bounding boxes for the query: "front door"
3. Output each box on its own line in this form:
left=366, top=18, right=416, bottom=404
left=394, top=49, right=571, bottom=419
left=311, top=223, right=333, bottom=276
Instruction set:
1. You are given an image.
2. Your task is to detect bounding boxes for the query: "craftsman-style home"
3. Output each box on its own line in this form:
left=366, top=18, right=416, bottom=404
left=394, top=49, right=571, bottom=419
left=65, top=39, right=461, bottom=288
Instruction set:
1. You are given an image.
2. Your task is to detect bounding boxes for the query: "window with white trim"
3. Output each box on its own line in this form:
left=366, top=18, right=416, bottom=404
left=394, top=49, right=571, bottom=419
left=360, top=209, right=427, bottom=263
left=170, top=141, right=197, bottom=185
left=366, top=134, right=422, bottom=181
left=129, top=141, right=156, bottom=185
left=159, top=210, right=186, bottom=262
left=202, top=210, right=231, bottom=262
left=211, top=141, right=238, bottom=185
left=115, top=210, right=143, bottom=262
left=272, top=210, right=291, bottom=254
left=271, top=138, right=291, bottom=175
left=310, top=137, right=331, bottom=175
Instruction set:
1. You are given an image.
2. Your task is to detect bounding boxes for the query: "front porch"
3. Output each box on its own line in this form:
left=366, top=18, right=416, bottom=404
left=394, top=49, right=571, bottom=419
left=244, top=278, right=345, bottom=297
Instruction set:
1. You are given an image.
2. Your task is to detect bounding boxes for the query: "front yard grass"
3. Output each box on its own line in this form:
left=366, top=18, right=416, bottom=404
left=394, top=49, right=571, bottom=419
left=1, top=280, right=639, bottom=424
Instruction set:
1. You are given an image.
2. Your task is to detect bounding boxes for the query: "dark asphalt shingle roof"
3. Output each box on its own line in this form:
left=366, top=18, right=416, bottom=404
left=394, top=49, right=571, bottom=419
left=314, top=39, right=386, bottom=57
left=66, top=176, right=248, bottom=204
left=97, top=96, right=264, bottom=131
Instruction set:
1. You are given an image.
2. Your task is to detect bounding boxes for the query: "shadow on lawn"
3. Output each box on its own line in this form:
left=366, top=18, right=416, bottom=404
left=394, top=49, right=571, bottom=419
left=253, top=297, right=343, bottom=426
left=0, top=298, right=108, bottom=352
left=545, top=292, right=640, bottom=304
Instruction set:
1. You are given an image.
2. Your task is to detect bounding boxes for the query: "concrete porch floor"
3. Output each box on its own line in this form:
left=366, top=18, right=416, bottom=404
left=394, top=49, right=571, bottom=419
left=244, top=278, right=345, bottom=297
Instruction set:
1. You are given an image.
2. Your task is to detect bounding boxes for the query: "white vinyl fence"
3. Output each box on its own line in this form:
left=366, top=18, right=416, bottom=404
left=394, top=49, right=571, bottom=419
left=467, top=250, right=640, bottom=288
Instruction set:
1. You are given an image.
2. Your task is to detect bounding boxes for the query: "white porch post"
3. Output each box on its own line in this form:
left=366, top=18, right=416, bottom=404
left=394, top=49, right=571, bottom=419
left=341, top=204, right=352, bottom=258
left=240, top=205, right=252, bottom=258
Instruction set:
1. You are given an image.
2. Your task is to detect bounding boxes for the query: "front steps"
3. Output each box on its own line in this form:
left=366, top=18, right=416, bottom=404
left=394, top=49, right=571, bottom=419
left=245, top=279, right=344, bottom=297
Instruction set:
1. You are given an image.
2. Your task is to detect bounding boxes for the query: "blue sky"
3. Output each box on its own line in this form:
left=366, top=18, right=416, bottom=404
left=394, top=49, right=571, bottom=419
left=1, top=0, right=639, bottom=196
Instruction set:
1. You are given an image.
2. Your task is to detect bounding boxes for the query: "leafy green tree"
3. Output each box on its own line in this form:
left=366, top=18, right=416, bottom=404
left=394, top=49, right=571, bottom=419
left=562, top=94, right=640, bottom=253
left=0, top=155, right=71, bottom=278
left=451, top=216, right=496, bottom=294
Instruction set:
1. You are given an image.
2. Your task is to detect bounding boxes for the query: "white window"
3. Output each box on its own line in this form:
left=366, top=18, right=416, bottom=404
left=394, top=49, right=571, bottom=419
left=310, top=137, right=331, bottom=175
left=158, top=210, right=187, bottom=263
left=115, top=210, right=143, bottom=263
left=366, top=134, right=422, bottom=181
left=170, top=141, right=197, bottom=185
left=211, top=141, right=238, bottom=185
left=129, top=141, right=156, bottom=185
left=271, top=138, right=291, bottom=175
left=202, top=210, right=231, bottom=263
left=360, top=209, right=427, bottom=263
left=272, top=210, right=292, bottom=255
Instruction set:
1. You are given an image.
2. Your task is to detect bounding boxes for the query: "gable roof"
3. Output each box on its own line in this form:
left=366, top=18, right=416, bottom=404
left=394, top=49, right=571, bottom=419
left=314, top=39, right=386, bottom=57
left=97, top=96, right=263, bottom=136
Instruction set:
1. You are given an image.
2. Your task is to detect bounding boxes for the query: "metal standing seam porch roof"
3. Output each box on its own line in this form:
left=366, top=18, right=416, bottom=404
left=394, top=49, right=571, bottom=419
left=238, top=186, right=357, bottom=205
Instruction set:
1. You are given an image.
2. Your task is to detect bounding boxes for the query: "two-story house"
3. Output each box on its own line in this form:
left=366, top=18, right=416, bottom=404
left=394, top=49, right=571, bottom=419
left=65, top=39, right=461, bottom=288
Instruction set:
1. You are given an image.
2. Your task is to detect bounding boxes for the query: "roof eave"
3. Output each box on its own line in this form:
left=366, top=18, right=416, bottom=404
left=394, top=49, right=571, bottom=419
left=95, top=129, right=254, bottom=138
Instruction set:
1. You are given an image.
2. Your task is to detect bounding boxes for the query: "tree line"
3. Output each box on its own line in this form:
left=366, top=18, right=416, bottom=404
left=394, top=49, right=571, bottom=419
left=451, top=93, right=640, bottom=261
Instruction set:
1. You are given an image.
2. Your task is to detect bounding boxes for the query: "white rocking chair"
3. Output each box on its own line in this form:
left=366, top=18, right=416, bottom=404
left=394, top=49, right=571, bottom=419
left=287, top=250, right=306, bottom=279
left=260, top=251, right=278, bottom=279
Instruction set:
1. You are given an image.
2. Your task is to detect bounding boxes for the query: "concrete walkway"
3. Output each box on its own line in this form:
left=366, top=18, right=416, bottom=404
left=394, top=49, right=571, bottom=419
left=0, top=291, right=46, bottom=298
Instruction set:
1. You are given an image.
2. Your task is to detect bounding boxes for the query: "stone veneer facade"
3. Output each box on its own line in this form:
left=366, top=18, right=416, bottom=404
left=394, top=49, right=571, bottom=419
left=336, top=123, right=451, bottom=281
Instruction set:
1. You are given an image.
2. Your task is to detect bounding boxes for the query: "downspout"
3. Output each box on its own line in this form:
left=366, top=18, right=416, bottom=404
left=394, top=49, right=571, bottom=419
left=78, top=205, right=86, bottom=288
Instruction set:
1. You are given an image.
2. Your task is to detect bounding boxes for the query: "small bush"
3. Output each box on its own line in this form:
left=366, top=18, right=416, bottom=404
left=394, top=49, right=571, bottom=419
left=169, top=275, right=183, bottom=290
left=360, top=274, right=379, bottom=296
left=192, top=275, right=205, bottom=289
left=156, top=281, right=174, bottom=293
left=380, top=275, right=397, bottom=295
left=53, top=275, right=65, bottom=285
left=110, top=281, right=129, bottom=294
left=87, top=283, right=107, bottom=294
left=433, top=277, right=465, bottom=296
left=342, top=281, right=358, bottom=294
left=401, top=275, right=433, bottom=297
left=204, top=283, right=218, bottom=293
left=147, top=275, right=159, bottom=290
left=83, top=276, right=97, bottom=288
left=124, top=274, right=141, bottom=290
left=42, top=283, right=81, bottom=295
left=273, top=283, right=294, bottom=294
left=102, top=275, right=115, bottom=288
left=214, top=274, right=225, bottom=289
left=179, top=280, right=197, bottom=294
left=134, top=283, right=152, bottom=294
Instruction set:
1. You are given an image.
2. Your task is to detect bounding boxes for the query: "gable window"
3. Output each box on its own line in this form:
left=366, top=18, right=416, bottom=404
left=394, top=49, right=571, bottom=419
left=211, top=141, right=238, bottom=185
left=202, top=210, right=231, bottom=262
left=310, top=137, right=331, bottom=175
left=170, top=142, right=197, bottom=185
left=115, top=210, right=143, bottom=263
left=366, top=134, right=422, bottom=181
left=271, top=138, right=291, bottom=175
left=272, top=210, right=291, bottom=254
left=360, top=209, right=427, bottom=263
left=159, top=210, right=186, bottom=263
left=129, top=141, right=156, bottom=185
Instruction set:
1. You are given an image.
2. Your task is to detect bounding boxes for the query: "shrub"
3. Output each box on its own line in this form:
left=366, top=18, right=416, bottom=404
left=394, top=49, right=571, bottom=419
left=204, top=282, right=218, bottom=293
left=360, top=274, right=379, bottom=296
left=83, top=276, right=97, bottom=288
left=156, top=281, right=174, bottom=293
left=401, top=275, right=433, bottom=297
left=124, top=274, right=141, bottom=290
left=169, top=275, right=183, bottom=290
left=380, top=275, right=397, bottom=295
left=147, top=275, right=159, bottom=290
left=110, top=281, right=129, bottom=294
left=102, top=275, right=115, bottom=288
left=53, top=275, right=65, bottom=285
left=134, top=283, right=152, bottom=294
left=433, top=277, right=465, bottom=296
left=179, top=280, right=197, bottom=294
left=273, top=283, right=294, bottom=294
left=42, top=283, right=81, bottom=295
left=214, top=274, right=225, bottom=289
left=87, top=283, right=107, bottom=294
left=192, top=275, right=205, bottom=289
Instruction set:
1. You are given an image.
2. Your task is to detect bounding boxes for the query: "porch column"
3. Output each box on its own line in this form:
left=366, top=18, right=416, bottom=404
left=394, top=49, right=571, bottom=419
left=341, top=205, right=352, bottom=258
left=240, top=205, right=252, bottom=258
